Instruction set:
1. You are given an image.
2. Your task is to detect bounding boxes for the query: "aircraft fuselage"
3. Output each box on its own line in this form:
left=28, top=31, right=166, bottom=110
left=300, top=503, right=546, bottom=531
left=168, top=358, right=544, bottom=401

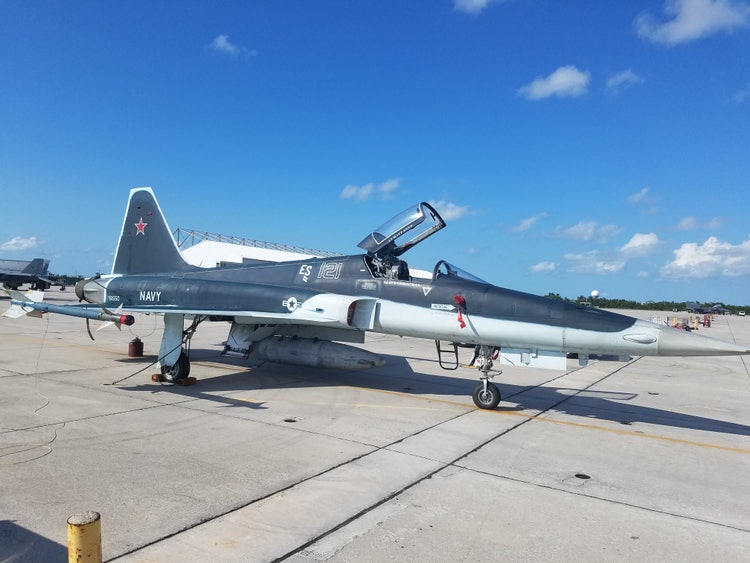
left=77, top=253, right=728, bottom=360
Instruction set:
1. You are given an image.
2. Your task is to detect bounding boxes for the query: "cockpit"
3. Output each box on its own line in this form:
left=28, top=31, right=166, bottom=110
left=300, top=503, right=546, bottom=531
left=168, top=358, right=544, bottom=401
left=432, top=260, right=488, bottom=284
left=358, top=202, right=487, bottom=285
left=359, top=202, right=445, bottom=280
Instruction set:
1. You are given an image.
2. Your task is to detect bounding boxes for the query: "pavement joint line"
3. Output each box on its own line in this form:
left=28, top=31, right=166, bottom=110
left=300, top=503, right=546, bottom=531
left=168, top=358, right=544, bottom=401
left=62, top=350, right=741, bottom=465
left=5, top=320, right=747, bottom=560
left=272, top=409, right=537, bottom=560
left=272, top=367, right=604, bottom=560
left=723, top=318, right=750, bottom=378
left=278, top=355, right=750, bottom=556
left=109, top=381, right=484, bottom=559
left=457, top=465, right=750, bottom=534
left=349, top=359, right=750, bottom=454
left=16, top=357, right=745, bottom=459
left=112, top=416, right=472, bottom=561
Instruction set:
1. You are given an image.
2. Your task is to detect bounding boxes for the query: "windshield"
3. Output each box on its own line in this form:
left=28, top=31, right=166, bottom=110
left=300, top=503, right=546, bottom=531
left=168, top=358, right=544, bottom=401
left=358, top=202, right=445, bottom=258
left=432, top=260, right=488, bottom=284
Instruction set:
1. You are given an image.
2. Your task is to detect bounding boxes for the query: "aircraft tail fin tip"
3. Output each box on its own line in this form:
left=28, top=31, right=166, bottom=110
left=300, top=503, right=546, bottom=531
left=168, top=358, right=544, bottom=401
left=111, top=188, right=190, bottom=275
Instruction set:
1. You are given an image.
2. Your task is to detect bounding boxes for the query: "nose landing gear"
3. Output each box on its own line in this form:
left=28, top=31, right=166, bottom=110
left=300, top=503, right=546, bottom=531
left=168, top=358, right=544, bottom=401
left=470, top=345, right=501, bottom=410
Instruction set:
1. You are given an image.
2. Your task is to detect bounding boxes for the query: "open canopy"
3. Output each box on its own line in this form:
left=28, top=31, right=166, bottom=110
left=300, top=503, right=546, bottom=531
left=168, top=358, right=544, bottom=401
left=357, top=202, right=446, bottom=258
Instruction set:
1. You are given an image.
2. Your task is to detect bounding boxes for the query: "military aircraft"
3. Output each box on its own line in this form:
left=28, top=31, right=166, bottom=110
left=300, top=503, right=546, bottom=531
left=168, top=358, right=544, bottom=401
left=4, top=188, right=749, bottom=409
left=0, top=257, right=53, bottom=290
left=685, top=301, right=730, bottom=315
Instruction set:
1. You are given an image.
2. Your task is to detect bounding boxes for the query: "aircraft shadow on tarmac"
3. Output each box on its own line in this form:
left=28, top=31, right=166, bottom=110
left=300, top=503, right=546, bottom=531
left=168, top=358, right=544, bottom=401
left=115, top=347, right=750, bottom=438
left=0, top=520, right=66, bottom=562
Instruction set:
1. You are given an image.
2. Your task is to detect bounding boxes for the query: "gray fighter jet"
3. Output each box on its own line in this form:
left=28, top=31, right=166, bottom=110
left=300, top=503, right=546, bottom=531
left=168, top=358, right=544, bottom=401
left=5, top=188, right=749, bottom=409
left=0, top=258, right=52, bottom=290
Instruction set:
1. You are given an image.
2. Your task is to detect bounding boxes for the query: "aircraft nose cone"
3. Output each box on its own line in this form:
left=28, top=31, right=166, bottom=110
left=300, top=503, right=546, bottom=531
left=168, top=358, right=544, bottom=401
left=657, top=326, right=750, bottom=356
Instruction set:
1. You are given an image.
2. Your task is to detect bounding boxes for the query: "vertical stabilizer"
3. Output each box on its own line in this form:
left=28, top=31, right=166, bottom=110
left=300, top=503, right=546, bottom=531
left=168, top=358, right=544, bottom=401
left=22, top=258, right=50, bottom=276
left=112, top=188, right=191, bottom=275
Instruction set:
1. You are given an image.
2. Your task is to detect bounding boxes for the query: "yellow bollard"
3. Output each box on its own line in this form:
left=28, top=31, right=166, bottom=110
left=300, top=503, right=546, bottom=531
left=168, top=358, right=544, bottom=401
left=67, top=511, right=102, bottom=563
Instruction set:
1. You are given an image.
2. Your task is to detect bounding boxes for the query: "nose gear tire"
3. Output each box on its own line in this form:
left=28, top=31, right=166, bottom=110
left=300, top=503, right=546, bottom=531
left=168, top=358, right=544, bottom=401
left=472, top=382, right=501, bottom=409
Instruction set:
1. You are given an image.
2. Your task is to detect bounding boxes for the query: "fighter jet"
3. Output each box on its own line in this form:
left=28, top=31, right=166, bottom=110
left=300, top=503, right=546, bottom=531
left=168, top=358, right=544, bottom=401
left=5, top=188, right=749, bottom=409
left=0, top=258, right=53, bottom=290
left=686, top=301, right=730, bottom=315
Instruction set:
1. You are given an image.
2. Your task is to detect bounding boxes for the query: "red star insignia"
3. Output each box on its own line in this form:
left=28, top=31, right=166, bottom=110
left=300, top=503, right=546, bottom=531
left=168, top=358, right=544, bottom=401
left=135, top=217, right=148, bottom=235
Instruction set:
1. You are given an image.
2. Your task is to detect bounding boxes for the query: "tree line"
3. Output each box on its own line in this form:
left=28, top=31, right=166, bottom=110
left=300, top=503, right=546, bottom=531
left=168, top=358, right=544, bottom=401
left=544, top=293, right=748, bottom=314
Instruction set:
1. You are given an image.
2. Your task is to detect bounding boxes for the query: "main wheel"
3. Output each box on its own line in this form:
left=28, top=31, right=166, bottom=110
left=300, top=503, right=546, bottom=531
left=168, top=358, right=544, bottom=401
left=161, top=351, right=191, bottom=383
left=472, top=382, right=501, bottom=410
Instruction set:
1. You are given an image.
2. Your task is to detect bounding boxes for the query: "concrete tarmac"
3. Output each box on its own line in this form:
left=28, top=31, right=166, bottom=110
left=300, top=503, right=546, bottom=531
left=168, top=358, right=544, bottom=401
left=1, top=290, right=749, bottom=562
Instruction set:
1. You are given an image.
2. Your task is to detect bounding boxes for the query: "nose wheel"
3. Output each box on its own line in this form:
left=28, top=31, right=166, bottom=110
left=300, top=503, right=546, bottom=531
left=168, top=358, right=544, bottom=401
left=472, top=380, right=501, bottom=410
left=471, top=345, right=502, bottom=409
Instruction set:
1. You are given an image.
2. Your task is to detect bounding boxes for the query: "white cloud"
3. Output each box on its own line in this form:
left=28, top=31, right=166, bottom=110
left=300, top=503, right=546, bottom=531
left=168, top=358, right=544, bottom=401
left=517, top=66, right=591, bottom=100
left=378, top=178, right=399, bottom=198
left=208, top=34, right=256, bottom=57
left=627, top=187, right=650, bottom=204
left=340, top=178, right=401, bottom=201
left=454, top=0, right=502, bottom=15
left=620, top=233, right=662, bottom=257
left=635, top=0, right=750, bottom=46
left=565, top=251, right=627, bottom=275
left=607, top=69, right=644, bottom=93
left=676, top=216, right=723, bottom=230
left=0, top=236, right=38, bottom=251
left=677, top=216, right=699, bottom=230
left=429, top=200, right=470, bottom=221
left=661, top=236, right=750, bottom=277
left=510, top=212, right=547, bottom=233
left=531, top=261, right=557, bottom=273
left=558, top=232, right=660, bottom=276
left=554, top=221, right=623, bottom=242
left=340, top=184, right=372, bottom=200
left=732, top=83, right=750, bottom=104
left=626, top=186, right=660, bottom=214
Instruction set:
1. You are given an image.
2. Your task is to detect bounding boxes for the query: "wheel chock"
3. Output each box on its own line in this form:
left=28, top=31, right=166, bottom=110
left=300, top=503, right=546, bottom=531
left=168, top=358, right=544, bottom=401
left=149, top=373, right=196, bottom=385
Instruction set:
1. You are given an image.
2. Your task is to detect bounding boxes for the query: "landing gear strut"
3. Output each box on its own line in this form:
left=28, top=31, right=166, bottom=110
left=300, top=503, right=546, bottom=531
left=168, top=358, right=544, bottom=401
left=159, top=317, right=203, bottom=383
left=470, top=345, right=501, bottom=410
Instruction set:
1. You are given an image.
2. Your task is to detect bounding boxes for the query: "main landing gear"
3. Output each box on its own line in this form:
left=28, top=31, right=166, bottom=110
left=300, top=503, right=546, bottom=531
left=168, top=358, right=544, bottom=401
left=159, top=317, right=202, bottom=383
left=470, top=345, right=501, bottom=410
left=160, top=351, right=191, bottom=383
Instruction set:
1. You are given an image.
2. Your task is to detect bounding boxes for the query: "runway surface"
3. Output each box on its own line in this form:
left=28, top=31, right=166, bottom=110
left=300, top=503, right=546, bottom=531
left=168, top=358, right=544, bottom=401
left=1, top=290, right=749, bottom=561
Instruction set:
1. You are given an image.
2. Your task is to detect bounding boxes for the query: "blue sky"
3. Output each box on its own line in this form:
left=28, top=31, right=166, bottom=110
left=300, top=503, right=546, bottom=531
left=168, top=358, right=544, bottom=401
left=1, top=0, right=749, bottom=305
